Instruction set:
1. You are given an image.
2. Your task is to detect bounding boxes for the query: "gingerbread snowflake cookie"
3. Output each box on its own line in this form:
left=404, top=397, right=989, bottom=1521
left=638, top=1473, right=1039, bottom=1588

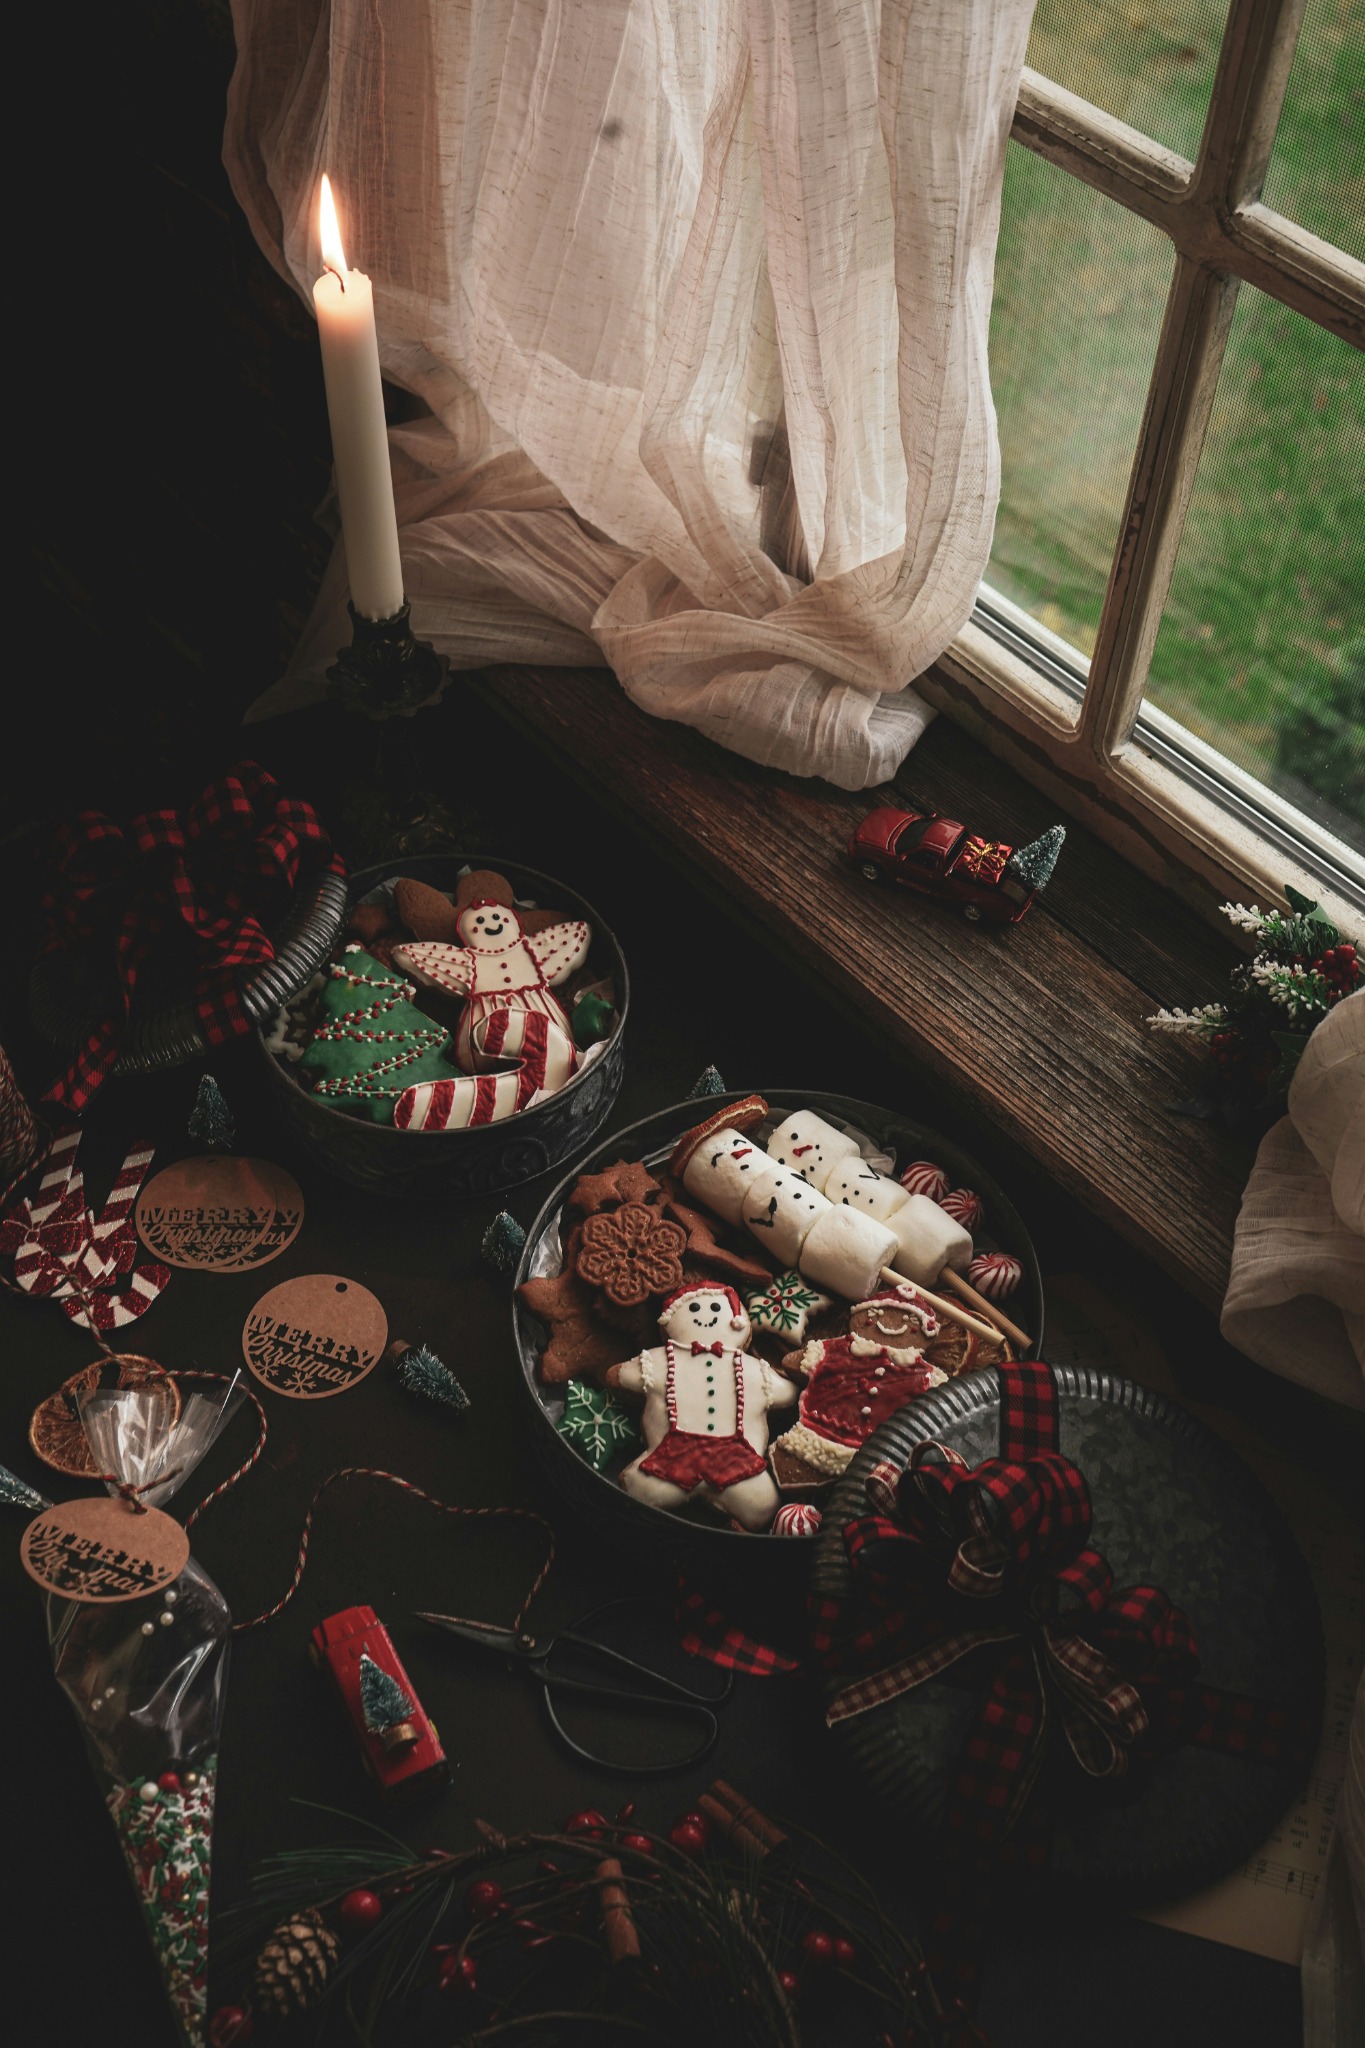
left=575, top=1204, right=687, bottom=1308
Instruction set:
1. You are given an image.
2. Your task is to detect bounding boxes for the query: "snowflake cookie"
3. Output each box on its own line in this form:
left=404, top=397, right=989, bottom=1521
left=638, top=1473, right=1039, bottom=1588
left=557, top=1380, right=641, bottom=1471
left=744, top=1269, right=832, bottom=1344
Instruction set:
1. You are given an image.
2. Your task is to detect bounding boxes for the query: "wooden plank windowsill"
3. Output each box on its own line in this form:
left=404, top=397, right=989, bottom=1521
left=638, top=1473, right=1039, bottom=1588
left=471, top=664, right=1251, bottom=1312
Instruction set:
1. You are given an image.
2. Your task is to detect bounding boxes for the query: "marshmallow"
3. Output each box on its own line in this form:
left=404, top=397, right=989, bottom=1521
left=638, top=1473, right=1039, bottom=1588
left=799, top=1205, right=899, bottom=1303
left=681, top=1128, right=768, bottom=1226
left=822, top=1157, right=911, bottom=1221
left=766, top=1110, right=861, bottom=1188
left=886, top=1193, right=972, bottom=1286
left=741, top=1166, right=831, bottom=1267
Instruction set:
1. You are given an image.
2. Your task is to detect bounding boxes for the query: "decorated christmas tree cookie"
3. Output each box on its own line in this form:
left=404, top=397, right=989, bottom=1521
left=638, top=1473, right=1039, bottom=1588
left=298, top=950, right=458, bottom=1123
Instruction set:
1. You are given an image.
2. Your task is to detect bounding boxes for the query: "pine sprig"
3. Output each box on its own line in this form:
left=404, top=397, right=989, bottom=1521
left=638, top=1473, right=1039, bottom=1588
left=1148, top=886, right=1358, bottom=1112
left=215, top=1809, right=962, bottom=2048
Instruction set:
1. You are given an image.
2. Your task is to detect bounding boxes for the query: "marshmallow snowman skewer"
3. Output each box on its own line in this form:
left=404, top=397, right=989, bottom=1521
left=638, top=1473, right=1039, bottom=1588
left=765, top=1109, right=1032, bottom=1349
left=681, top=1123, right=999, bottom=1342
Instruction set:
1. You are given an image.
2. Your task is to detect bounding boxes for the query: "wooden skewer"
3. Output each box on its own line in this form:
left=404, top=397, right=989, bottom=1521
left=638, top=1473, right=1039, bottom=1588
left=938, top=1266, right=1033, bottom=1352
left=878, top=1268, right=998, bottom=1344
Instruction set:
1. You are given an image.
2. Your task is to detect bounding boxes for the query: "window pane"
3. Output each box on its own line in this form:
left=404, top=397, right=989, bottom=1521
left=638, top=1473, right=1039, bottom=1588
left=1260, top=0, right=1364, bottom=262
left=1026, top=0, right=1227, bottom=160
left=987, top=144, right=1173, bottom=670
left=1147, top=286, right=1365, bottom=851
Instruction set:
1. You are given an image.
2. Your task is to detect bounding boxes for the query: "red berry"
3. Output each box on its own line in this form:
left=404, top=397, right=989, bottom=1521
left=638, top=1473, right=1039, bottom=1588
left=668, top=1820, right=708, bottom=1858
left=616, top=1802, right=637, bottom=1822
left=778, top=1970, right=800, bottom=1999
left=207, top=2009, right=252, bottom=2048
left=618, top=1833, right=656, bottom=1857
left=338, top=1888, right=383, bottom=1934
left=464, top=1878, right=505, bottom=1918
left=676, top=1809, right=711, bottom=1844
left=157, top=1772, right=182, bottom=1795
left=438, top=1955, right=478, bottom=1994
left=833, top=1935, right=856, bottom=1968
left=802, top=1929, right=835, bottom=1966
left=563, top=1809, right=608, bottom=1838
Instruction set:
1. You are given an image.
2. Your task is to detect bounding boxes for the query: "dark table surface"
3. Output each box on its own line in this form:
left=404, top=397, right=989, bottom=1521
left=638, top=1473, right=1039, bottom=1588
left=4, top=725, right=1327, bottom=2048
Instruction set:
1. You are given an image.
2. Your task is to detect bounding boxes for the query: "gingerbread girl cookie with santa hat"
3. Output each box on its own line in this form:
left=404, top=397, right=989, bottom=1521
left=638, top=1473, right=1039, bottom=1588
left=616, top=1285, right=797, bottom=1531
left=769, top=1284, right=946, bottom=1489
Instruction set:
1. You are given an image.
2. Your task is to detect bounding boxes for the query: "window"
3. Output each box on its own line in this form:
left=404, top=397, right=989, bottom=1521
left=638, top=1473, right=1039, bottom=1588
left=926, top=0, right=1364, bottom=924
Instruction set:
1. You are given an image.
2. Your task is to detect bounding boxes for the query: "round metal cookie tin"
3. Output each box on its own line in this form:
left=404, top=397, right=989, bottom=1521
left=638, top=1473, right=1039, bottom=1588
left=256, top=855, right=628, bottom=1199
left=513, top=1090, right=1043, bottom=1572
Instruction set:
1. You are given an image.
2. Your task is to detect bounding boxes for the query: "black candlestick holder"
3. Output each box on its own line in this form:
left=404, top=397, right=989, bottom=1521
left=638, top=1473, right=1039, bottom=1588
left=326, top=599, right=450, bottom=720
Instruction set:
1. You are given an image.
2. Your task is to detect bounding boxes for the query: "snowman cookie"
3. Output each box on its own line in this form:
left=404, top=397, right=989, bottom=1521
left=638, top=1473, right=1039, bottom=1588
left=616, top=1285, right=797, bottom=1532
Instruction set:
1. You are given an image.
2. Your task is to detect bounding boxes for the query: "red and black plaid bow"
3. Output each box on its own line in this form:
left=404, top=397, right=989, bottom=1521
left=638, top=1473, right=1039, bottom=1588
left=40, top=762, right=344, bottom=1113
left=810, top=1362, right=1303, bottom=1999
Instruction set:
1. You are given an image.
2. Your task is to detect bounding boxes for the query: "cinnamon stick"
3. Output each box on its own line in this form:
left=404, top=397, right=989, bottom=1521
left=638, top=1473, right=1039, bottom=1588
left=595, top=1857, right=640, bottom=1963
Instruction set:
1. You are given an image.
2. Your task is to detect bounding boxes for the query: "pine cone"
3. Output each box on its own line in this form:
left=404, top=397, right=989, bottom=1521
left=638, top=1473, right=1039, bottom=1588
left=253, top=1907, right=341, bottom=2017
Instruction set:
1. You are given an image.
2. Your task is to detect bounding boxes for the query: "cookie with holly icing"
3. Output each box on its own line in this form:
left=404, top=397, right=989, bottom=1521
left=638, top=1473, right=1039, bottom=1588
left=744, top=1270, right=833, bottom=1344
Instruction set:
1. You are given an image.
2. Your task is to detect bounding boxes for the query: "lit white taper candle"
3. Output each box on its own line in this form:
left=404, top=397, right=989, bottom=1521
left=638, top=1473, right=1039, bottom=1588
left=312, top=175, right=405, bottom=622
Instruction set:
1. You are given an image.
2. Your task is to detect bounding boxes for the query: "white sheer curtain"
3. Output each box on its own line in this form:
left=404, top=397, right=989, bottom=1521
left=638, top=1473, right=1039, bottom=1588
left=1222, top=990, right=1365, bottom=1412
left=227, top=0, right=1036, bottom=789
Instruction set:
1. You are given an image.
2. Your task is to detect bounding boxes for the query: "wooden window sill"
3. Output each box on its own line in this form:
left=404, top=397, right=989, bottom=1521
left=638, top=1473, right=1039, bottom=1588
left=470, top=664, right=1251, bottom=1312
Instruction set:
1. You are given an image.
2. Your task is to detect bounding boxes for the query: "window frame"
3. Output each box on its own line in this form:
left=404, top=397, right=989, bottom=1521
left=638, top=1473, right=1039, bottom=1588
left=926, top=0, right=1365, bottom=928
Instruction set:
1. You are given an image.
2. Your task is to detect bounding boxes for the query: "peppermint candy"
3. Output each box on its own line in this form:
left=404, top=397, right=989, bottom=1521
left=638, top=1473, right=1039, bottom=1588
left=939, top=1186, right=984, bottom=1231
left=772, top=1502, right=823, bottom=1538
left=898, top=1159, right=949, bottom=1203
left=966, top=1251, right=1022, bottom=1301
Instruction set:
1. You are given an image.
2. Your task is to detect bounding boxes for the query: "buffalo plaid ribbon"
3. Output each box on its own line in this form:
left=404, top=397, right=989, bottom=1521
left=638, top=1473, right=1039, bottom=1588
left=676, top=1572, right=802, bottom=1676
left=810, top=1360, right=1306, bottom=1999
left=40, top=762, right=344, bottom=1113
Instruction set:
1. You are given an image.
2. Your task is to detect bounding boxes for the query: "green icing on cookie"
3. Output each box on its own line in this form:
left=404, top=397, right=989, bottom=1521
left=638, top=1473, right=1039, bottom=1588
left=557, top=1380, right=641, bottom=1471
left=299, top=949, right=459, bottom=1123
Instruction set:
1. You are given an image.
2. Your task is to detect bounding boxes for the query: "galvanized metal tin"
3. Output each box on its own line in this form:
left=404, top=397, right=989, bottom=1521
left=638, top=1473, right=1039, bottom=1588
left=28, top=869, right=350, bottom=1079
left=255, top=856, right=627, bottom=1199
left=513, top=1090, right=1043, bottom=1572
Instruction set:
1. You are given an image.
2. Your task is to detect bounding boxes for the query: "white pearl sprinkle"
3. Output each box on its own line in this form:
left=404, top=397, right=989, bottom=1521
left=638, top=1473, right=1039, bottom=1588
left=159, top=1611, right=174, bottom=1627
left=164, top=1589, right=178, bottom=1604
left=104, top=1685, right=116, bottom=1698
left=141, top=1621, right=155, bottom=1636
left=139, top=1782, right=158, bottom=1803
left=860, top=1405, right=872, bottom=1417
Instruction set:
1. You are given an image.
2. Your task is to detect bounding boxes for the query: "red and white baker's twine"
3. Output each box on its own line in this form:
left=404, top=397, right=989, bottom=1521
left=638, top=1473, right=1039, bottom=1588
left=190, top=1462, right=556, bottom=1634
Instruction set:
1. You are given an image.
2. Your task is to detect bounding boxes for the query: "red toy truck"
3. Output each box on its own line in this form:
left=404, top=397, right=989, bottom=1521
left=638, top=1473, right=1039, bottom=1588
left=847, top=806, right=1064, bottom=925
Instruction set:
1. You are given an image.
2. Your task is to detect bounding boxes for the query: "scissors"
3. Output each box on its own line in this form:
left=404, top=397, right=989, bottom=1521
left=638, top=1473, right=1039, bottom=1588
left=416, top=1597, right=733, bottom=1774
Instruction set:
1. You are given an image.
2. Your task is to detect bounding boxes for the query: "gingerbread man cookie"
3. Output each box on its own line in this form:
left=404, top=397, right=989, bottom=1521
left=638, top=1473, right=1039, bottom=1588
left=616, top=1286, right=797, bottom=1532
left=770, top=1285, right=945, bottom=1489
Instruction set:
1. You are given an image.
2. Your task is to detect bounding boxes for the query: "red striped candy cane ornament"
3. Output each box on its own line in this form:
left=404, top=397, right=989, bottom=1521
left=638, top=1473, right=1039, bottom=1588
left=63, top=1257, right=172, bottom=1334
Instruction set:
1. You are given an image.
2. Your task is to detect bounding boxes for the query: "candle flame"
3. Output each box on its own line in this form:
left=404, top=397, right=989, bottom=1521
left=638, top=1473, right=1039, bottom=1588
left=319, top=174, right=349, bottom=276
